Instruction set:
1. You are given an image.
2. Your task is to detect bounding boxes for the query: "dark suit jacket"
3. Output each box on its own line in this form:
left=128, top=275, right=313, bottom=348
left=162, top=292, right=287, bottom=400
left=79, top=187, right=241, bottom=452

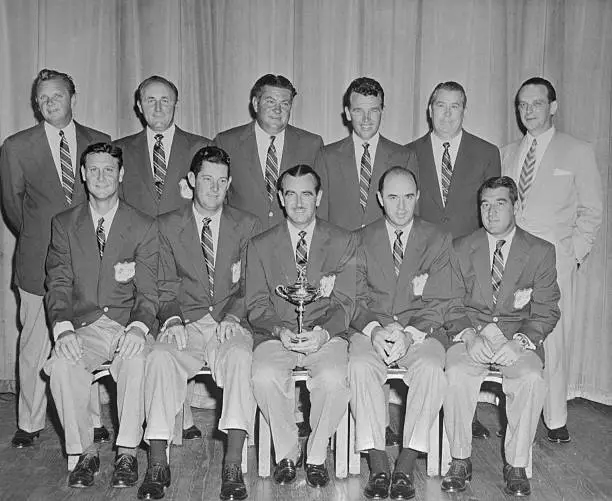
left=407, top=131, right=501, bottom=238
left=246, top=218, right=357, bottom=347
left=158, top=204, right=261, bottom=327
left=315, top=135, right=418, bottom=231
left=115, top=127, right=210, bottom=217
left=0, top=121, right=110, bottom=295
left=45, top=201, right=158, bottom=331
left=445, top=227, right=560, bottom=360
left=214, top=122, right=323, bottom=230
left=351, top=217, right=454, bottom=347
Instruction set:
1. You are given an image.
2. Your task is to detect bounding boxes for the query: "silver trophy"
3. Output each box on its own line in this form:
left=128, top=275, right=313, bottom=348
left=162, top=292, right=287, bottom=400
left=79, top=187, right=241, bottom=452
left=275, top=267, right=322, bottom=334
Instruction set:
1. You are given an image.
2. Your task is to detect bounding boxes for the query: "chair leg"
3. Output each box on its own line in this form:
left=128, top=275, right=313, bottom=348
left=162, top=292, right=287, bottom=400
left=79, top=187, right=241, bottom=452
left=348, top=409, right=361, bottom=475
left=426, top=410, right=441, bottom=477
left=258, top=409, right=271, bottom=477
left=335, top=407, right=349, bottom=478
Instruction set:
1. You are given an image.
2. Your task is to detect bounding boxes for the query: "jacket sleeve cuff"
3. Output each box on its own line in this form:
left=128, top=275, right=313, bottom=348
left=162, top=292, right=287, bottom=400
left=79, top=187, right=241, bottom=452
left=53, top=321, right=75, bottom=342
left=362, top=321, right=381, bottom=338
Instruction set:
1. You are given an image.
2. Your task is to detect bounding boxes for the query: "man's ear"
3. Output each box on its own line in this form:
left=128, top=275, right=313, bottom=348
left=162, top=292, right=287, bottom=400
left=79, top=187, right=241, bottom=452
left=278, top=190, right=286, bottom=208
left=315, top=189, right=323, bottom=207
left=376, top=191, right=383, bottom=208
left=118, top=167, right=125, bottom=183
left=187, top=171, right=196, bottom=189
left=550, top=100, right=558, bottom=117
left=80, top=165, right=86, bottom=182
left=344, top=106, right=352, bottom=123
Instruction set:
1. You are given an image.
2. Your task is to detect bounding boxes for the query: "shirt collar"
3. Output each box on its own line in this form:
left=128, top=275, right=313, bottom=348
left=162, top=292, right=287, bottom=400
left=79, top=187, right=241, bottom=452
left=430, top=129, right=463, bottom=151
left=486, top=226, right=517, bottom=254
left=525, top=125, right=555, bottom=149
left=89, top=199, right=119, bottom=227
left=146, top=123, right=176, bottom=144
left=287, top=218, right=316, bottom=241
left=44, top=119, right=76, bottom=136
left=192, top=203, right=223, bottom=226
left=254, top=120, right=286, bottom=143
left=352, top=131, right=380, bottom=151
left=385, top=218, right=414, bottom=244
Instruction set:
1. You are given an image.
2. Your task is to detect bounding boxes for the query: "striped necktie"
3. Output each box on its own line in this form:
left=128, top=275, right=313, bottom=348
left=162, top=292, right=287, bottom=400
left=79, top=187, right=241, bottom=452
left=393, top=230, right=403, bottom=278
left=201, top=218, right=215, bottom=298
left=518, top=138, right=537, bottom=204
left=59, top=130, right=74, bottom=205
left=265, top=136, right=278, bottom=201
left=295, top=230, right=308, bottom=277
left=440, top=141, right=452, bottom=205
left=153, top=133, right=167, bottom=199
left=96, top=217, right=105, bottom=259
left=359, top=143, right=372, bottom=211
left=491, top=239, right=506, bottom=305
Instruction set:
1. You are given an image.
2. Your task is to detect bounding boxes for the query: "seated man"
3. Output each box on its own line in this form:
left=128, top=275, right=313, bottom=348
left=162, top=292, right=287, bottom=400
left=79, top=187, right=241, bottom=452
left=350, top=166, right=451, bottom=500
left=139, top=146, right=260, bottom=501
left=246, top=165, right=356, bottom=488
left=442, top=176, right=560, bottom=497
left=44, top=143, right=158, bottom=489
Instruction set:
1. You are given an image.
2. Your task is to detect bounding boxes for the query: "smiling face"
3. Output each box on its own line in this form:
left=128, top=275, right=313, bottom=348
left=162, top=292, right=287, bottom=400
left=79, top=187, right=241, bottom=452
left=36, top=78, right=75, bottom=129
left=345, top=92, right=383, bottom=141
left=278, top=173, right=322, bottom=229
left=480, top=187, right=517, bottom=238
left=377, top=171, right=420, bottom=229
left=517, top=83, right=557, bottom=137
left=137, top=80, right=177, bottom=132
left=81, top=152, right=123, bottom=203
left=429, top=89, right=465, bottom=140
left=189, top=160, right=231, bottom=216
left=252, top=85, right=293, bottom=135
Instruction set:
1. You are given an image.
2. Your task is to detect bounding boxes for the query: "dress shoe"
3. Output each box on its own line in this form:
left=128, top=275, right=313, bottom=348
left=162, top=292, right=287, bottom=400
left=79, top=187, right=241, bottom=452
left=68, top=453, right=100, bottom=488
left=441, top=458, right=472, bottom=492
left=11, top=429, right=40, bottom=448
left=305, top=463, right=329, bottom=488
left=273, top=458, right=298, bottom=485
left=547, top=425, right=571, bottom=443
left=472, top=418, right=491, bottom=439
left=220, top=463, right=247, bottom=500
left=111, top=453, right=139, bottom=487
left=503, top=465, right=531, bottom=496
left=182, top=425, right=203, bottom=440
left=390, top=471, right=415, bottom=500
left=138, top=463, right=171, bottom=499
left=297, top=421, right=311, bottom=439
left=385, top=426, right=402, bottom=447
left=364, top=471, right=390, bottom=499
left=94, top=425, right=110, bottom=443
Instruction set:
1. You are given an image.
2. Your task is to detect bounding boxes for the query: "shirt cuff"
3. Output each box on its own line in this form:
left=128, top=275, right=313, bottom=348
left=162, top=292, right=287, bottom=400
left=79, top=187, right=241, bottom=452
left=53, top=321, right=75, bottom=341
left=404, top=325, right=427, bottom=344
left=362, top=321, right=381, bottom=338
left=513, top=333, right=536, bottom=350
left=161, top=316, right=183, bottom=331
left=126, top=321, right=150, bottom=336
left=453, top=327, right=476, bottom=343
left=313, top=325, right=330, bottom=342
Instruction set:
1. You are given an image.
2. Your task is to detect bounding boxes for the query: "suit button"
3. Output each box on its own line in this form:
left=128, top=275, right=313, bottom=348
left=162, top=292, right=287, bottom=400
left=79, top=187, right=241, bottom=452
left=476, top=325, right=482, bottom=331
left=103, top=307, right=109, bottom=312
left=81, top=322, right=86, bottom=326
left=268, top=211, right=274, bottom=217
left=361, top=224, right=365, bottom=228
left=184, top=319, right=190, bottom=324
left=209, top=306, right=213, bottom=312
left=392, top=315, right=398, bottom=321
left=493, top=316, right=499, bottom=323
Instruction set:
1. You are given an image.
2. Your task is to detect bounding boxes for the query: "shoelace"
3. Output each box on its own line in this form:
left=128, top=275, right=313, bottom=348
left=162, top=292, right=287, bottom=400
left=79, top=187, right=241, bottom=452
left=115, top=455, right=134, bottom=470
left=447, top=460, right=468, bottom=477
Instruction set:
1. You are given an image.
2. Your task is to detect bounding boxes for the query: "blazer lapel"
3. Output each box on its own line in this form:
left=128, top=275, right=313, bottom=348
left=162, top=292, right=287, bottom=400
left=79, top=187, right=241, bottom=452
left=30, top=124, right=69, bottom=203
left=135, top=132, right=157, bottom=201
left=215, top=209, right=240, bottom=297
left=179, top=208, right=211, bottom=295
left=280, top=125, right=296, bottom=174
left=101, top=203, right=130, bottom=270
left=496, top=228, right=529, bottom=307
left=370, top=219, right=395, bottom=284
left=470, top=230, right=495, bottom=311
left=419, top=135, right=444, bottom=210
left=241, top=123, right=268, bottom=200
left=74, top=204, right=101, bottom=266
left=164, top=127, right=188, bottom=200
left=276, top=222, right=299, bottom=284
left=307, top=220, right=330, bottom=284
left=394, top=220, right=426, bottom=302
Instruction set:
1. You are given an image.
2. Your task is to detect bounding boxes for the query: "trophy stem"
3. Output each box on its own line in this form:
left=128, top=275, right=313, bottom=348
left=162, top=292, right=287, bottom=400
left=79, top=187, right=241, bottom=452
left=296, top=301, right=305, bottom=334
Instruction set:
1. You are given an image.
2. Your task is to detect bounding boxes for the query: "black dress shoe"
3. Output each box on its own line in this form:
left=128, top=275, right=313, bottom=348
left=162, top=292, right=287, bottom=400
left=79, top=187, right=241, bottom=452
left=472, top=418, right=490, bottom=439
left=547, top=425, right=570, bottom=443
left=94, top=426, right=110, bottom=443
left=364, top=471, right=390, bottom=499
left=390, top=471, right=415, bottom=500
left=111, top=454, right=139, bottom=487
left=305, top=463, right=329, bottom=488
left=503, top=465, right=531, bottom=496
left=220, top=463, right=247, bottom=500
left=182, top=425, right=202, bottom=440
left=68, top=454, right=100, bottom=488
left=273, top=458, right=298, bottom=485
left=385, top=426, right=402, bottom=447
left=138, top=463, right=171, bottom=499
left=11, top=429, right=40, bottom=448
left=441, top=458, right=472, bottom=492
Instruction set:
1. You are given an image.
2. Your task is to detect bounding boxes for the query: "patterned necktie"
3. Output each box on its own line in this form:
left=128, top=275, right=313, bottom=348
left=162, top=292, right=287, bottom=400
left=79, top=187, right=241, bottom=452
left=440, top=141, right=452, bottom=205
left=153, top=133, right=167, bottom=199
left=359, top=143, right=372, bottom=211
left=295, top=230, right=308, bottom=277
left=393, top=230, right=403, bottom=278
left=201, top=218, right=215, bottom=298
left=59, top=130, right=74, bottom=205
left=491, top=239, right=506, bottom=305
left=265, top=136, right=278, bottom=202
left=518, top=138, right=537, bottom=204
left=96, top=217, right=105, bottom=259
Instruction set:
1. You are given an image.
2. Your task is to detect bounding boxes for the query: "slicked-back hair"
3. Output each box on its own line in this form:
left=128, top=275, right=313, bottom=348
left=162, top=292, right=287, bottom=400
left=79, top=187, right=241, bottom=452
left=250, top=74, right=297, bottom=101
left=80, top=142, right=123, bottom=169
left=136, top=75, right=179, bottom=103
left=343, top=77, right=385, bottom=109
left=277, top=164, right=321, bottom=194
left=378, top=166, right=419, bottom=194
left=515, top=77, right=557, bottom=105
left=477, top=176, right=518, bottom=205
left=190, top=146, right=231, bottom=177
left=428, top=81, right=467, bottom=109
left=34, top=68, right=76, bottom=96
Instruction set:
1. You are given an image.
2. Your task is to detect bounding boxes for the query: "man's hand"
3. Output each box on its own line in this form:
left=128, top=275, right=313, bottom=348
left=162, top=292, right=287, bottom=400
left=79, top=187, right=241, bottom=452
left=464, top=332, right=494, bottom=364
left=159, top=324, right=188, bottom=351
left=116, top=325, right=146, bottom=359
left=385, top=329, right=413, bottom=365
left=279, top=327, right=300, bottom=350
left=216, top=315, right=243, bottom=343
left=55, top=330, right=82, bottom=362
left=490, top=340, right=523, bottom=367
left=292, top=329, right=328, bottom=355
left=480, top=323, right=507, bottom=353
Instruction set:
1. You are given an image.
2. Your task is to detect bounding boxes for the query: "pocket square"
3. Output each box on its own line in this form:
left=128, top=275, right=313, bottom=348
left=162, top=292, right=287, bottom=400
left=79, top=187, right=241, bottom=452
left=553, top=168, right=572, bottom=176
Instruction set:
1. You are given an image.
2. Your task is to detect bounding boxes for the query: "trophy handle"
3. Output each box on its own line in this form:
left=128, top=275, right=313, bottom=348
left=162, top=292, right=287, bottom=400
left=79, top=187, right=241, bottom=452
left=275, top=285, right=290, bottom=302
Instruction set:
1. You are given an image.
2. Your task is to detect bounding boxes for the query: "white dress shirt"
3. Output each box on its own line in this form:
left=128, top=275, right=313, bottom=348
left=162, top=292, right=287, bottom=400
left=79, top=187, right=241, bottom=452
left=254, top=121, right=286, bottom=178
left=486, top=227, right=516, bottom=270
left=44, top=120, right=77, bottom=180
left=352, top=131, right=380, bottom=179
left=193, top=204, right=222, bottom=263
left=146, top=124, right=176, bottom=175
left=430, top=129, right=463, bottom=203
left=512, top=126, right=555, bottom=183
left=287, top=218, right=316, bottom=266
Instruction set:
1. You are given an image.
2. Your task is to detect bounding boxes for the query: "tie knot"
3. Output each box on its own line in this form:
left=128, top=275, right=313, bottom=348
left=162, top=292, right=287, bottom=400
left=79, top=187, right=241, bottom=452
left=269, top=135, right=276, bottom=145
left=97, top=217, right=104, bottom=229
left=395, top=229, right=403, bottom=239
left=155, top=134, right=164, bottom=144
left=496, top=239, right=505, bottom=250
left=531, top=138, right=537, bottom=147
left=363, top=142, right=370, bottom=152
left=298, top=230, right=306, bottom=239
left=59, top=130, right=65, bottom=138
left=443, top=141, right=450, bottom=151
left=202, top=217, right=211, bottom=227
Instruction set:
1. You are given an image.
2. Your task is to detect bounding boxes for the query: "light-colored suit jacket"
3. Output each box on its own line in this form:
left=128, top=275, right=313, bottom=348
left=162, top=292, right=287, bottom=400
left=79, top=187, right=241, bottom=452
left=315, top=135, right=417, bottom=231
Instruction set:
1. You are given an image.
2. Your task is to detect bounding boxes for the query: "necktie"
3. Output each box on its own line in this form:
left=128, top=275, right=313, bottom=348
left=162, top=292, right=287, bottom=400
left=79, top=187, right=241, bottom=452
left=153, top=134, right=167, bottom=199
left=359, top=143, right=372, bottom=211
left=59, top=130, right=74, bottom=205
left=201, top=218, right=215, bottom=298
left=265, top=136, right=278, bottom=202
left=393, top=230, right=403, bottom=278
left=440, top=141, right=452, bottom=205
left=491, top=239, right=506, bottom=305
left=96, top=217, right=105, bottom=259
left=295, top=230, right=308, bottom=278
left=518, top=138, right=537, bottom=204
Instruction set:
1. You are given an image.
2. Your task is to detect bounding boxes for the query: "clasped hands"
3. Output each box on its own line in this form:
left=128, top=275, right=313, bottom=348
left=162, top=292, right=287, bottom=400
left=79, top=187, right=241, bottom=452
left=159, top=315, right=246, bottom=351
left=464, top=323, right=523, bottom=367
left=371, top=322, right=414, bottom=366
left=278, top=326, right=328, bottom=355
left=55, top=325, right=146, bottom=362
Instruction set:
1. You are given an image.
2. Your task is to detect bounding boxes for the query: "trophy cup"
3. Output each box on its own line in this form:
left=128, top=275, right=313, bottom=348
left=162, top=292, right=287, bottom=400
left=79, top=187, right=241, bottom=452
left=275, top=267, right=322, bottom=334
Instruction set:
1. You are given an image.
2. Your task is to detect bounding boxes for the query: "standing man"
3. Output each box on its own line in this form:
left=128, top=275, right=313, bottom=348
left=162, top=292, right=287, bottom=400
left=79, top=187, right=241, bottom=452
left=350, top=167, right=450, bottom=500
left=246, top=165, right=356, bottom=488
left=44, top=143, right=158, bottom=489
left=501, top=77, right=602, bottom=443
left=441, top=176, right=560, bottom=497
left=0, top=69, right=110, bottom=448
left=115, top=75, right=211, bottom=218
left=138, top=146, right=260, bottom=501
left=215, top=74, right=323, bottom=230
left=315, top=77, right=417, bottom=230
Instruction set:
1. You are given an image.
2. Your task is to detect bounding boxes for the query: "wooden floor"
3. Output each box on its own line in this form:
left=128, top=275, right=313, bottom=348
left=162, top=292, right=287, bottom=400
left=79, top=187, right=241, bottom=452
left=0, top=393, right=610, bottom=501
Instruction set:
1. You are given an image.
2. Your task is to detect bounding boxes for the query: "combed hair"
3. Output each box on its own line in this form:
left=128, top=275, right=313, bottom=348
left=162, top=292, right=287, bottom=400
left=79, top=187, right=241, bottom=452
left=277, top=164, right=321, bottom=194
left=427, top=81, right=467, bottom=109
left=343, top=77, right=385, bottom=109
left=477, top=176, right=518, bottom=204
left=515, top=77, right=557, bottom=105
left=80, top=142, right=123, bottom=169
left=190, top=146, right=231, bottom=177
left=35, top=68, right=76, bottom=96
left=378, top=166, right=418, bottom=193
left=250, top=74, right=297, bottom=100
left=136, top=75, right=179, bottom=103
